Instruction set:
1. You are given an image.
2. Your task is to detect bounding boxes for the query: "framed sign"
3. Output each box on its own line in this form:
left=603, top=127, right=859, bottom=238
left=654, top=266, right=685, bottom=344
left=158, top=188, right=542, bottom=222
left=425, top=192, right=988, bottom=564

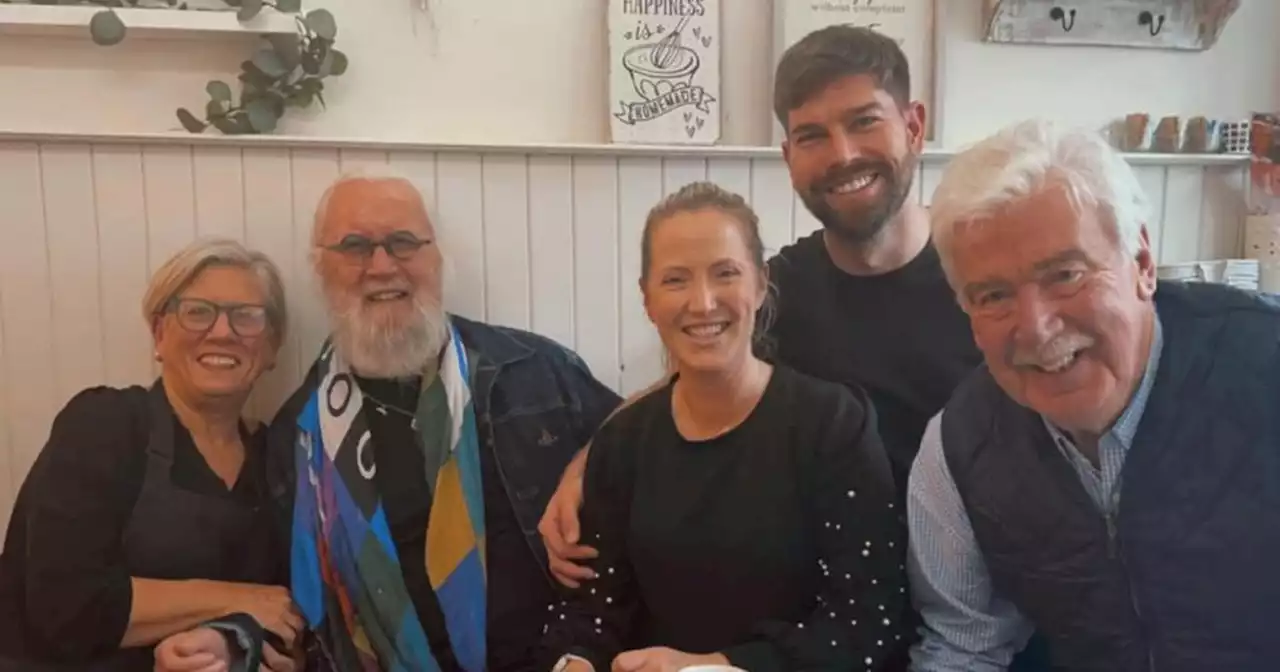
left=609, top=0, right=721, bottom=145
left=772, top=0, right=941, bottom=145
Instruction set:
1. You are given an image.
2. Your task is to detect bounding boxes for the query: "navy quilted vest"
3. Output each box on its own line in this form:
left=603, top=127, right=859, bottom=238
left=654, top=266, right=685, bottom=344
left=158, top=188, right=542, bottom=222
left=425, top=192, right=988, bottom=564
left=941, top=282, right=1280, bottom=671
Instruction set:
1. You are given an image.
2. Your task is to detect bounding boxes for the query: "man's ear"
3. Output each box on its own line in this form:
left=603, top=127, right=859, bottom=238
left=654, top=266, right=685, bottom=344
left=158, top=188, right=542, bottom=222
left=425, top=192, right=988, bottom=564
left=1134, top=224, right=1158, bottom=300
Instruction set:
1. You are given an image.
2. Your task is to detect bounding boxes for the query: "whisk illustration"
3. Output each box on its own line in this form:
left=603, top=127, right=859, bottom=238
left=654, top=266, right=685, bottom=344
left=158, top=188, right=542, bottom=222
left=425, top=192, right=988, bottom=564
left=650, top=15, right=691, bottom=71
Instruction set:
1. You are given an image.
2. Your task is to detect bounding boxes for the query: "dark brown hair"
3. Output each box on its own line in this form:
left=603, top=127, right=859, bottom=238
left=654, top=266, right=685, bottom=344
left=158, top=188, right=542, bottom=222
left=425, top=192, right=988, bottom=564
left=773, top=25, right=911, bottom=131
left=639, top=181, right=776, bottom=350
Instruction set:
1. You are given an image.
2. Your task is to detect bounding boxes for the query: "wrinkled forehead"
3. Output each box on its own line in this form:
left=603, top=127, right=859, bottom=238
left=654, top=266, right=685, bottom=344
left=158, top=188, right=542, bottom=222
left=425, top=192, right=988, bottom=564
left=319, top=179, right=434, bottom=241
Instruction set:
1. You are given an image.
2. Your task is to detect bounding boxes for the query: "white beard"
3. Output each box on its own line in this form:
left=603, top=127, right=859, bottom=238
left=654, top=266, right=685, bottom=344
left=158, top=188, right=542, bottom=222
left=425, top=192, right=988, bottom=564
left=327, top=292, right=449, bottom=379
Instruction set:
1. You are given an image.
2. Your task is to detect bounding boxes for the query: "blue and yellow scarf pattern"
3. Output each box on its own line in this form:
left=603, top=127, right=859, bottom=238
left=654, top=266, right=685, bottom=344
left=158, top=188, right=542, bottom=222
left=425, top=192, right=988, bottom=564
left=291, top=321, right=487, bottom=671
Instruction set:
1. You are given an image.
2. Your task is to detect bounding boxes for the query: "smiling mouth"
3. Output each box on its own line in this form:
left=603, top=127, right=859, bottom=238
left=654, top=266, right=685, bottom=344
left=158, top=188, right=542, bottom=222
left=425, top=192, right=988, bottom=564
left=682, top=322, right=729, bottom=339
left=365, top=290, right=410, bottom=303
left=1027, top=350, right=1082, bottom=374
left=197, top=353, right=241, bottom=369
left=827, top=171, right=880, bottom=196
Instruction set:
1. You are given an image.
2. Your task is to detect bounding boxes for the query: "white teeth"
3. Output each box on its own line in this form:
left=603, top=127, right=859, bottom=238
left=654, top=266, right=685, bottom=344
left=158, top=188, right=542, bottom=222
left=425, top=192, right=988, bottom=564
left=1038, top=352, right=1076, bottom=373
left=368, top=291, right=407, bottom=301
left=831, top=173, right=876, bottom=194
left=683, top=323, right=728, bottom=337
left=198, top=354, right=239, bottom=368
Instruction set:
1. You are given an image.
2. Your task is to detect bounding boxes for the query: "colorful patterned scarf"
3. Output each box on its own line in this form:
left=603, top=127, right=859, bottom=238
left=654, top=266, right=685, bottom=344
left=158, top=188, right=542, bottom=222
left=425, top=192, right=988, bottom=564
left=290, top=321, right=487, bottom=671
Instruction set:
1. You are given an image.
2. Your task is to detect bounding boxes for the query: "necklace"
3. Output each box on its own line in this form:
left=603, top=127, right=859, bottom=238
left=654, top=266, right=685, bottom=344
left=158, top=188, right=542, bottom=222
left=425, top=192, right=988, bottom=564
left=361, top=388, right=418, bottom=421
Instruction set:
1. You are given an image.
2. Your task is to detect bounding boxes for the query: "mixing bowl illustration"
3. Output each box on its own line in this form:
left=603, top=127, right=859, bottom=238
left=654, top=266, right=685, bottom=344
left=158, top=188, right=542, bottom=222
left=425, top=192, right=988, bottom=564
left=621, top=37, right=701, bottom=101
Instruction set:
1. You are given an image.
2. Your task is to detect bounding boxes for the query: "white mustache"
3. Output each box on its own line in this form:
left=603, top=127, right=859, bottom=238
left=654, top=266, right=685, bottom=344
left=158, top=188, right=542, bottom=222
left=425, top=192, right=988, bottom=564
left=1011, top=332, right=1094, bottom=368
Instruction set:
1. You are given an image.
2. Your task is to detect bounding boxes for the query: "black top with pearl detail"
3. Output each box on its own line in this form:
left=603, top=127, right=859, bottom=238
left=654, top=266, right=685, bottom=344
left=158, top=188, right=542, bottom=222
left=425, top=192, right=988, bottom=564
left=537, top=365, right=912, bottom=671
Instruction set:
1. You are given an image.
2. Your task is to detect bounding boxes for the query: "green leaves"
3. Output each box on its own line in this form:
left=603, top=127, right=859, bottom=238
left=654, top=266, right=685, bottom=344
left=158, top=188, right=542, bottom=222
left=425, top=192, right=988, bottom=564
left=176, top=108, right=206, bottom=133
left=205, top=80, right=233, bottom=102
left=88, top=9, right=126, bottom=46
left=304, top=9, right=336, bottom=40
left=236, top=0, right=262, bottom=22
left=245, top=98, right=278, bottom=133
left=172, top=3, right=346, bottom=136
left=250, top=46, right=289, bottom=79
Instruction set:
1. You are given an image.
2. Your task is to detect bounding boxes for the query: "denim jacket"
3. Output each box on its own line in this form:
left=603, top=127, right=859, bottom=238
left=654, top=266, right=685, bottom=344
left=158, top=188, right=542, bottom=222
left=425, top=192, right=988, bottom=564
left=264, top=314, right=622, bottom=579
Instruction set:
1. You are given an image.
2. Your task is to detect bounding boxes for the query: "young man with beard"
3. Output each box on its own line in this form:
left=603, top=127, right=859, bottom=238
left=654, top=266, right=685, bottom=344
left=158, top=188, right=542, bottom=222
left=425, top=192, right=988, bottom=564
left=765, top=25, right=980, bottom=489
left=157, top=170, right=622, bottom=672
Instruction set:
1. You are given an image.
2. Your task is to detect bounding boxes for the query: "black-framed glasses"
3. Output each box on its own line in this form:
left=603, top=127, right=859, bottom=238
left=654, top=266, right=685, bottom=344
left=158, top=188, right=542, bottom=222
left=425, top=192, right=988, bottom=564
left=165, top=298, right=269, bottom=338
left=322, top=231, right=431, bottom=262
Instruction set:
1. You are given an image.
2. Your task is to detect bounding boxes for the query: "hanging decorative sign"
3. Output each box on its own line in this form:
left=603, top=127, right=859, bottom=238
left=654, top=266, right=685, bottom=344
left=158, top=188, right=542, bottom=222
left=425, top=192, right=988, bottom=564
left=772, top=0, right=937, bottom=144
left=608, top=0, right=721, bottom=145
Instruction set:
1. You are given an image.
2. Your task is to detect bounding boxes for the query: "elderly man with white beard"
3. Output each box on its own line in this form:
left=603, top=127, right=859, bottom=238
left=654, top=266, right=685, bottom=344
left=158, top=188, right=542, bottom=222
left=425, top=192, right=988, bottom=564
left=254, top=169, right=621, bottom=672
left=906, top=119, right=1280, bottom=672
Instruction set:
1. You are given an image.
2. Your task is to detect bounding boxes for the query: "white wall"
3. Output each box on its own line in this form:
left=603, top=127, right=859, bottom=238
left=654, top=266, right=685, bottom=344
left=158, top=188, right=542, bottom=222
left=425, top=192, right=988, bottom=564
left=1, top=0, right=1277, bottom=147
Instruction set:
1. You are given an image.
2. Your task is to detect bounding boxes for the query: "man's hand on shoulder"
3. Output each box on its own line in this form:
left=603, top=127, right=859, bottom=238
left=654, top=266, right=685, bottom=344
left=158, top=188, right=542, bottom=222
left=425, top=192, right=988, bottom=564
left=540, top=447, right=599, bottom=588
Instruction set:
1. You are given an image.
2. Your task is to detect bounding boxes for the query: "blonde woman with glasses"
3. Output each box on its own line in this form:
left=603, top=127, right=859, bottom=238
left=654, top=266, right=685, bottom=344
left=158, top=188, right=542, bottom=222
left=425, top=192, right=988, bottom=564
left=0, top=238, right=301, bottom=671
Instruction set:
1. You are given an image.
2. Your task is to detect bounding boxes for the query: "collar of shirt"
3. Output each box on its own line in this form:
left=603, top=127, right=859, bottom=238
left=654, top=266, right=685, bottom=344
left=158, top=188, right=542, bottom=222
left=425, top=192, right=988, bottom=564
left=1041, top=310, right=1164, bottom=512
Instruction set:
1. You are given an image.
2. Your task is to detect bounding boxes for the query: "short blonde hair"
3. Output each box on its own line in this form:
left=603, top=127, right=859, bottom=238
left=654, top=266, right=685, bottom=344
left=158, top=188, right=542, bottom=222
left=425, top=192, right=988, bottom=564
left=142, top=237, right=288, bottom=341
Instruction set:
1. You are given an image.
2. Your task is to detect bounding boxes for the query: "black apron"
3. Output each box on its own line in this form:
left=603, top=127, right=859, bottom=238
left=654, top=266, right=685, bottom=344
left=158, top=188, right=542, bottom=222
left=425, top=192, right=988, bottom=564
left=58, top=383, right=278, bottom=672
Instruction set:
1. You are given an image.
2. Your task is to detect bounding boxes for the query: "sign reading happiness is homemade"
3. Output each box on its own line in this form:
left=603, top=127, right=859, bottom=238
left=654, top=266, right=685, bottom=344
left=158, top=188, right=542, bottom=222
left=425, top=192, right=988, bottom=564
left=609, top=0, right=721, bottom=145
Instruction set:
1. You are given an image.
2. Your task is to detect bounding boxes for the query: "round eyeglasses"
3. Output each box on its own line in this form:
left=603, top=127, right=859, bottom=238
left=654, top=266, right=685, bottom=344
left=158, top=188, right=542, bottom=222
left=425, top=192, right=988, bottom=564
left=165, top=298, right=269, bottom=338
left=322, top=231, right=431, bottom=262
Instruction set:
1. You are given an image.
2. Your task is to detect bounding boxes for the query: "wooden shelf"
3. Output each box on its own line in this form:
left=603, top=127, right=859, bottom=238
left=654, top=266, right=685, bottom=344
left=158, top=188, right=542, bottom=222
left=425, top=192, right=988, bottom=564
left=0, top=4, right=296, bottom=40
left=0, top=130, right=1254, bottom=167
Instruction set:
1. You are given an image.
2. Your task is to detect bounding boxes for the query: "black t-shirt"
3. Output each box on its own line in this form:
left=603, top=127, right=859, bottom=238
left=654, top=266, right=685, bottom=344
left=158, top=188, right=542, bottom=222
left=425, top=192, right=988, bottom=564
left=538, top=365, right=911, bottom=671
left=767, top=231, right=982, bottom=487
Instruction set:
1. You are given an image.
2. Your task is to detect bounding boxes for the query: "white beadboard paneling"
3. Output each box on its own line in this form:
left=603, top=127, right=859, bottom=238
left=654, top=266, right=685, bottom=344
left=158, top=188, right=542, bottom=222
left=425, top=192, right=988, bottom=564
left=527, top=156, right=576, bottom=350
left=618, top=157, right=664, bottom=394
left=706, top=157, right=752, bottom=200
left=0, top=137, right=1250, bottom=524
left=1199, top=166, right=1247, bottom=261
left=661, top=158, right=708, bottom=195
left=749, top=158, right=795, bottom=257
left=1132, top=165, right=1168, bottom=261
left=572, top=156, right=621, bottom=390
left=242, top=147, right=297, bottom=421
left=289, top=149, right=340, bottom=373
left=0, top=287, right=8, bottom=533
left=1158, top=166, right=1207, bottom=263
left=435, top=153, right=486, bottom=321
left=0, top=143, right=57, bottom=499
left=481, top=155, right=531, bottom=330
left=143, top=145, right=197, bottom=274
left=93, top=145, right=152, bottom=389
left=389, top=151, right=438, bottom=222
left=338, top=148, right=389, bottom=173
left=41, top=144, right=106, bottom=404
left=193, top=146, right=245, bottom=240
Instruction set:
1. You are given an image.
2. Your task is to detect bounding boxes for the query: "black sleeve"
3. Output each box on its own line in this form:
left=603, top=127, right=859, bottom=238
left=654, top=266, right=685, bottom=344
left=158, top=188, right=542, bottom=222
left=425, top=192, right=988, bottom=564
left=19, top=387, right=147, bottom=660
left=537, top=410, right=642, bottom=670
left=724, top=384, right=912, bottom=671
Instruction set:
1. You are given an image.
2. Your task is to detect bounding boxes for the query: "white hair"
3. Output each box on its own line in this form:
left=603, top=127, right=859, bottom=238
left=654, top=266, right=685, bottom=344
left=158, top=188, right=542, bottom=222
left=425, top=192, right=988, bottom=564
left=311, top=163, right=427, bottom=248
left=930, top=119, right=1151, bottom=285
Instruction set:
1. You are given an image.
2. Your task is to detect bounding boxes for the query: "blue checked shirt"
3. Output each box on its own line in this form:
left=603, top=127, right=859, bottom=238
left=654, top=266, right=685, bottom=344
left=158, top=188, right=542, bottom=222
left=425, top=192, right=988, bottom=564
left=906, top=314, right=1164, bottom=671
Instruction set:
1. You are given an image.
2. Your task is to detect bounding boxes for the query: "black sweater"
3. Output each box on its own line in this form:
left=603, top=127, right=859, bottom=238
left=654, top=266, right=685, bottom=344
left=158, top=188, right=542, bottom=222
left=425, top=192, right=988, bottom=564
left=539, top=365, right=912, bottom=671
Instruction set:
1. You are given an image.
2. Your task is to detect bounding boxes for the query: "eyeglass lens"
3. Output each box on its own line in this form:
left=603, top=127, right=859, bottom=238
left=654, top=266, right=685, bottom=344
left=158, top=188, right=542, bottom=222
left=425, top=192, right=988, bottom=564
left=173, top=298, right=268, bottom=337
left=328, top=231, right=428, bottom=261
